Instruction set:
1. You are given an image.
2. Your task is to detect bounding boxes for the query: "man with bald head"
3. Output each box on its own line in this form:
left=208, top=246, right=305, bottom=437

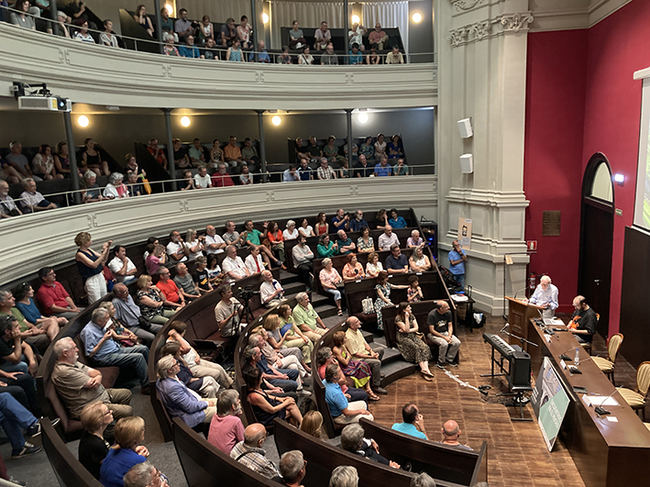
left=439, top=420, right=472, bottom=451
left=569, top=295, right=597, bottom=344
left=378, top=225, right=400, bottom=251
left=259, top=270, right=285, bottom=308
left=205, top=225, right=226, bottom=255
left=528, top=275, right=558, bottom=319
left=230, top=423, right=280, bottom=479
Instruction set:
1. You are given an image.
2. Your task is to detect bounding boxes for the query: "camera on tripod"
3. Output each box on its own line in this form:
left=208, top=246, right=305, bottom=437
left=235, top=285, right=259, bottom=303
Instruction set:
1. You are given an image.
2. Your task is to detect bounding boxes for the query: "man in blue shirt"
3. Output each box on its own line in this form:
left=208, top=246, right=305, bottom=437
left=331, top=208, right=350, bottom=231
left=448, top=239, right=467, bottom=290
left=324, top=363, right=373, bottom=425
left=79, top=308, right=149, bottom=386
left=297, top=159, right=313, bottom=181
left=349, top=210, right=368, bottom=232
left=336, top=230, right=356, bottom=255
left=391, top=403, right=427, bottom=440
left=179, top=35, right=203, bottom=59
left=385, top=245, right=408, bottom=273
left=348, top=44, right=363, bottom=65
left=374, top=156, right=392, bottom=176
left=249, top=40, right=271, bottom=62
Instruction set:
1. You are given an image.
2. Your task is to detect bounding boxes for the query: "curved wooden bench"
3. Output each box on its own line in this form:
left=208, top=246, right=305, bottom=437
left=359, top=418, right=488, bottom=486
left=172, top=417, right=284, bottom=487
left=41, top=418, right=102, bottom=487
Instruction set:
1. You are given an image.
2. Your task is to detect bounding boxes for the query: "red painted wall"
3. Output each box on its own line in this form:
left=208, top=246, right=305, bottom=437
left=524, top=29, right=587, bottom=313
left=525, top=0, right=650, bottom=331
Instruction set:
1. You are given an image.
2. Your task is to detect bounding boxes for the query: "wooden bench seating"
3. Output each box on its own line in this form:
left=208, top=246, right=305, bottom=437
left=41, top=418, right=102, bottom=487
left=172, top=418, right=285, bottom=487
left=359, top=418, right=488, bottom=486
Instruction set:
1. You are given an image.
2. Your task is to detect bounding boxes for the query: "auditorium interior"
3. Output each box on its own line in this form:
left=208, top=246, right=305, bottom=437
left=1, top=0, right=650, bottom=486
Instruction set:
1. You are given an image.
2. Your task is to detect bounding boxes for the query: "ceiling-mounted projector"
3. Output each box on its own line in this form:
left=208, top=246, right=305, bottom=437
left=18, top=96, right=71, bottom=112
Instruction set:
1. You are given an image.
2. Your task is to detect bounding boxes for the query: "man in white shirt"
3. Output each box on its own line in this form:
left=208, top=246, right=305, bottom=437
left=283, top=166, right=299, bottom=182
left=108, top=245, right=138, bottom=285
left=221, top=245, right=250, bottom=282
left=348, top=23, right=366, bottom=51
left=292, top=235, right=314, bottom=291
left=205, top=225, right=226, bottom=255
left=214, top=285, right=244, bottom=338
left=166, top=230, right=189, bottom=263
left=193, top=166, right=212, bottom=189
left=377, top=225, right=400, bottom=251
left=527, top=275, right=559, bottom=319
left=259, top=270, right=285, bottom=308
left=244, top=246, right=265, bottom=274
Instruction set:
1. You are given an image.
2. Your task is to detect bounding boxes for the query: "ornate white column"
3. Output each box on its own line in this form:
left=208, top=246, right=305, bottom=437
left=436, top=0, right=531, bottom=314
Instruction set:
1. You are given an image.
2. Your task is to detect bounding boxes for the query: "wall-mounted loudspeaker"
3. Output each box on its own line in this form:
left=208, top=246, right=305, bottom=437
left=457, top=118, right=473, bottom=138
left=460, top=153, right=473, bottom=173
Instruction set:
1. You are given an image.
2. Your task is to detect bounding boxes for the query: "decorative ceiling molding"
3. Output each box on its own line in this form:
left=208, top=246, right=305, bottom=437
left=449, top=12, right=534, bottom=47
left=449, top=0, right=488, bottom=12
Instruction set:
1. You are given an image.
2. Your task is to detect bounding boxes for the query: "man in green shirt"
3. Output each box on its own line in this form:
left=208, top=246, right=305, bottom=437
left=243, top=220, right=282, bottom=268
left=292, top=292, right=328, bottom=342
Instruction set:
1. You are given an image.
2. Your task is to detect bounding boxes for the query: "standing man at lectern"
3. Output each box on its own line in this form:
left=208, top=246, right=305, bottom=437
left=448, top=240, right=468, bottom=291
left=527, top=275, right=558, bottom=319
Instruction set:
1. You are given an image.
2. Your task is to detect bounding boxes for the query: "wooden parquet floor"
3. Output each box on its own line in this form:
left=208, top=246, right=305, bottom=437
left=367, top=318, right=590, bottom=487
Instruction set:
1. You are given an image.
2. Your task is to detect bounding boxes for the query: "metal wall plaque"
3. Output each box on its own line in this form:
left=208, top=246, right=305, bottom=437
left=542, top=211, right=561, bottom=236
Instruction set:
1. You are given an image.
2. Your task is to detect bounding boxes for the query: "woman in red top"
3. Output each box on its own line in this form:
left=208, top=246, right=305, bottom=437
left=315, top=212, right=329, bottom=236
left=266, top=221, right=285, bottom=265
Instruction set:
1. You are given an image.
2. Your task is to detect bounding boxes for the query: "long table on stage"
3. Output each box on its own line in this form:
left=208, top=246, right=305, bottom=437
left=526, top=319, right=650, bottom=487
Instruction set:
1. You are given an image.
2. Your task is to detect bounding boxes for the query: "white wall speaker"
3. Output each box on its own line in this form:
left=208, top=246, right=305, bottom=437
left=460, top=153, right=473, bottom=173
left=457, top=118, right=473, bottom=138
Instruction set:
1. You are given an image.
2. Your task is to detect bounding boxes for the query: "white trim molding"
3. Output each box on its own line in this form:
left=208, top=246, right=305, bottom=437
left=449, top=12, right=534, bottom=47
left=0, top=177, right=437, bottom=284
left=0, top=24, right=437, bottom=110
left=529, top=0, right=633, bottom=32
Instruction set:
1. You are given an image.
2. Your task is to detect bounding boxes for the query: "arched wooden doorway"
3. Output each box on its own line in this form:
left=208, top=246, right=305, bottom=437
left=578, top=153, right=614, bottom=337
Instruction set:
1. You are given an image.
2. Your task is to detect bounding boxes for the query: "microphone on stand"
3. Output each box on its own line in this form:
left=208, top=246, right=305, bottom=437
left=499, top=323, right=510, bottom=334
left=592, top=389, right=618, bottom=415
left=513, top=288, right=527, bottom=301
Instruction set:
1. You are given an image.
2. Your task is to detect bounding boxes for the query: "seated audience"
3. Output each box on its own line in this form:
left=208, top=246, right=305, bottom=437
left=103, top=172, right=129, bottom=199
left=207, top=389, right=245, bottom=455
left=100, top=19, right=119, bottom=47
left=220, top=17, right=237, bottom=47
left=108, top=245, right=138, bottom=285
left=81, top=138, right=110, bottom=176
left=330, top=466, right=359, bottom=487
left=31, top=144, right=59, bottom=180
left=267, top=221, right=286, bottom=264
left=386, top=245, right=409, bottom=273
left=167, top=321, right=233, bottom=389
left=250, top=39, right=271, bottom=62
left=336, top=230, right=356, bottom=255
left=167, top=230, right=189, bottom=263
left=314, top=211, right=329, bottom=235
left=205, top=224, right=226, bottom=255
left=289, top=20, right=306, bottom=49
left=375, top=209, right=389, bottom=229
left=80, top=307, right=149, bottom=386
left=0, top=290, right=49, bottom=355
left=321, top=42, right=339, bottom=65
left=181, top=169, right=196, bottom=189
left=133, top=5, right=154, bottom=37
left=123, top=462, right=169, bottom=487
left=237, top=15, right=252, bottom=49
left=300, top=410, right=326, bottom=439
left=378, top=225, right=400, bottom=250
left=36, top=267, right=81, bottom=318
left=407, top=276, right=424, bottom=303
left=388, top=209, right=407, bottom=229
left=342, top=253, right=365, bottom=282
left=224, top=136, right=244, bottom=167
left=155, top=268, right=185, bottom=309
left=223, top=220, right=246, bottom=247
left=174, top=8, right=194, bottom=41
left=0, top=391, right=41, bottom=459
left=407, top=230, right=424, bottom=248
left=385, top=46, right=405, bottom=64
left=331, top=333, right=378, bottom=401
left=349, top=43, right=363, bottom=64
left=0, top=314, right=38, bottom=376
left=188, top=138, right=205, bottom=166
left=283, top=220, right=299, bottom=241
left=156, top=355, right=217, bottom=427
left=260, top=270, right=285, bottom=308
left=230, top=422, right=281, bottom=479
left=317, top=158, right=337, bottom=180
left=332, top=209, right=350, bottom=231
left=214, top=285, right=245, bottom=338
left=183, top=228, right=204, bottom=261
left=325, top=363, right=374, bottom=425
left=387, top=136, right=403, bottom=160
left=359, top=138, right=375, bottom=163
left=266, top=308, right=314, bottom=364
left=319, top=258, right=344, bottom=315
left=316, top=346, right=367, bottom=403
left=366, top=47, right=381, bottom=65
left=241, top=138, right=259, bottom=169
left=426, top=301, right=461, bottom=368
left=409, top=247, right=431, bottom=272
left=144, top=244, right=166, bottom=276
left=411, top=473, right=437, bottom=487
left=365, top=251, right=383, bottom=278
left=52, top=337, right=133, bottom=419
left=173, top=139, right=191, bottom=169
left=314, top=21, right=331, bottom=51
left=212, top=163, right=235, bottom=187
left=136, top=275, right=175, bottom=325
left=239, top=165, right=254, bottom=185
left=292, top=235, right=314, bottom=290
left=277, top=45, right=293, bottom=64
left=323, top=138, right=344, bottom=166
left=279, top=450, right=307, bottom=487
left=393, top=158, right=409, bottom=176
left=0, top=179, right=21, bottom=217
left=5, top=141, right=32, bottom=179
left=20, top=178, right=56, bottom=212
left=349, top=210, right=368, bottom=232
left=356, top=227, right=374, bottom=253
left=340, top=423, right=400, bottom=468
left=99, top=416, right=149, bottom=487
left=297, top=159, right=312, bottom=180
left=173, top=263, right=201, bottom=302
left=283, top=165, right=299, bottom=182
left=193, top=166, right=211, bottom=188
left=244, top=220, right=282, bottom=267
left=374, top=156, right=392, bottom=177
left=250, top=330, right=307, bottom=379
left=395, top=304, right=433, bottom=380
left=293, top=292, right=329, bottom=340
left=244, top=346, right=301, bottom=393
left=13, top=284, right=65, bottom=340
left=159, top=341, right=218, bottom=398
left=10, top=1, right=36, bottom=30
left=112, top=283, right=161, bottom=346
left=345, top=316, right=386, bottom=393
left=242, top=367, right=302, bottom=429
left=392, top=402, right=428, bottom=439
left=369, top=23, right=389, bottom=50
left=78, top=401, right=114, bottom=479
left=317, top=234, right=338, bottom=258
left=82, top=170, right=104, bottom=203
left=374, top=271, right=408, bottom=331
left=245, top=246, right=266, bottom=274
left=439, top=420, right=472, bottom=451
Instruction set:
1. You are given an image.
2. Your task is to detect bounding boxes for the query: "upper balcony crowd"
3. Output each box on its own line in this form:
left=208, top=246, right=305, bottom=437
left=1, top=1, right=409, bottom=65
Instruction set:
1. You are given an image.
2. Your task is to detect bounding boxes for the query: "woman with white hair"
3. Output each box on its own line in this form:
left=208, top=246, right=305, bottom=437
left=319, top=258, right=344, bottom=316
left=329, top=466, right=359, bottom=487
left=283, top=220, right=299, bottom=240
left=103, top=172, right=129, bottom=199
left=82, top=170, right=103, bottom=203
